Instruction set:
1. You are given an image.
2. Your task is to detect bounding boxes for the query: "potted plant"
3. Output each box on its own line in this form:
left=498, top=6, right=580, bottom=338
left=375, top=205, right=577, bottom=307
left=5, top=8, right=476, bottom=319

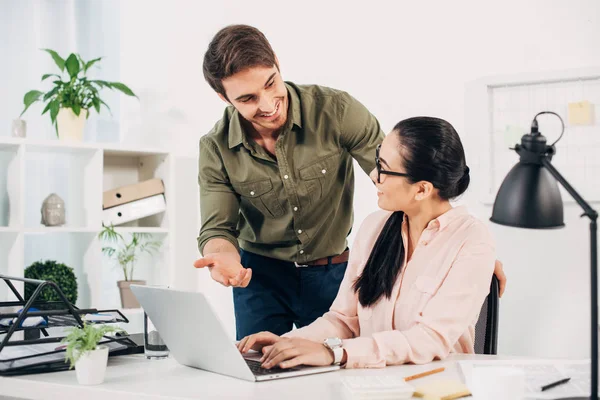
left=19, top=49, right=137, bottom=141
left=62, top=323, right=123, bottom=385
left=98, top=225, right=162, bottom=309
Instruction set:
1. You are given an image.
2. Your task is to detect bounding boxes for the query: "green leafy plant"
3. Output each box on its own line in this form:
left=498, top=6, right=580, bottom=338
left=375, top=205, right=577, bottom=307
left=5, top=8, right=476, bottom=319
left=20, top=49, right=137, bottom=135
left=24, top=260, right=78, bottom=306
left=62, top=323, right=124, bottom=369
left=98, top=224, right=162, bottom=281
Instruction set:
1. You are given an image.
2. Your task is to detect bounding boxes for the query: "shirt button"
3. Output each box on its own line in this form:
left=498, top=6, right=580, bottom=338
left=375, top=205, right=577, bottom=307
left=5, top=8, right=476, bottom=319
left=297, top=229, right=302, bottom=234
left=300, top=250, right=304, bottom=254
left=250, top=191, right=255, bottom=196
left=293, top=207, right=298, bottom=211
left=321, top=169, right=327, bottom=174
left=284, top=175, right=289, bottom=179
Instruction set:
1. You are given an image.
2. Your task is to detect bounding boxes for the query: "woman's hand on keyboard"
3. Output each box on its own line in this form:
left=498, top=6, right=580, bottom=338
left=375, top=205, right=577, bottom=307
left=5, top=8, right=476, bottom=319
left=260, top=338, right=334, bottom=369
left=237, top=331, right=284, bottom=354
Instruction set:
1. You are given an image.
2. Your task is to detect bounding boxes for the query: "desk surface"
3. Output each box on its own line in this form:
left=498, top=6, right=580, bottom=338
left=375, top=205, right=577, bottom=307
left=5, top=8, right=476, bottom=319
left=0, top=354, right=504, bottom=400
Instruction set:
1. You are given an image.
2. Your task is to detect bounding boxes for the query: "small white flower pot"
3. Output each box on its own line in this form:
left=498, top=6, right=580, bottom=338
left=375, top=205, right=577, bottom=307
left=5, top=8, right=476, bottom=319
left=74, top=345, right=109, bottom=385
left=56, top=107, right=87, bottom=141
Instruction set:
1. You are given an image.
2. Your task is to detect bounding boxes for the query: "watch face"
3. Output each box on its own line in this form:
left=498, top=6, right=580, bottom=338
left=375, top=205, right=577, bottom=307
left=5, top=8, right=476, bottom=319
left=325, top=337, right=342, bottom=348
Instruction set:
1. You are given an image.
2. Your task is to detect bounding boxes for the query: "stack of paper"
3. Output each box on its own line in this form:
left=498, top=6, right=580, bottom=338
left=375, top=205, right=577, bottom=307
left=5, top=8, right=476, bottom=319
left=340, top=375, right=414, bottom=400
left=459, top=359, right=590, bottom=399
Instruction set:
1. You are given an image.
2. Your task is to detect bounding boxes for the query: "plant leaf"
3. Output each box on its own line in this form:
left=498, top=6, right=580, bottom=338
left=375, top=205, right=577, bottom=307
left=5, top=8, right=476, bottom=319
left=43, top=87, right=59, bottom=101
left=72, top=104, right=80, bottom=116
left=42, top=49, right=65, bottom=72
left=42, top=101, right=52, bottom=115
left=92, top=97, right=101, bottom=113
left=65, top=53, right=80, bottom=79
left=109, top=82, right=137, bottom=97
left=84, top=57, right=102, bottom=73
left=98, top=98, right=113, bottom=115
left=50, top=101, right=60, bottom=123
left=42, top=73, right=61, bottom=81
left=91, top=80, right=112, bottom=89
left=20, top=90, right=44, bottom=117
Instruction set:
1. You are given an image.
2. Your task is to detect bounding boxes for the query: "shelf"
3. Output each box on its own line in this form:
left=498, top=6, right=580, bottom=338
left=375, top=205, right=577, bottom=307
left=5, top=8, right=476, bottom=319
left=16, top=227, right=168, bottom=235
left=113, top=227, right=169, bottom=234
left=23, top=227, right=99, bottom=234
left=24, top=139, right=99, bottom=155
left=0, top=137, right=168, bottom=157
left=0, top=137, right=23, bottom=149
left=0, top=134, right=176, bottom=312
left=103, top=145, right=169, bottom=157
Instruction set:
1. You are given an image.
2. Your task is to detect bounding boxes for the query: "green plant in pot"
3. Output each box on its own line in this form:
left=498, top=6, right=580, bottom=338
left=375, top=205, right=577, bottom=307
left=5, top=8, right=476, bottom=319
left=62, top=323, right=125, bottom=385
left=20, top=49, right=137, bottom=141
left=24, top=260, right=78, bottom=309
left=98, top=224, right=162, bottom=309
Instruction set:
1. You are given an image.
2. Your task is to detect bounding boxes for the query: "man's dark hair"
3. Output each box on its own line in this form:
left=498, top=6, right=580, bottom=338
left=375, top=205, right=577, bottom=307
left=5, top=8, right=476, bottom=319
left=203, top=25, right=277, bottom=99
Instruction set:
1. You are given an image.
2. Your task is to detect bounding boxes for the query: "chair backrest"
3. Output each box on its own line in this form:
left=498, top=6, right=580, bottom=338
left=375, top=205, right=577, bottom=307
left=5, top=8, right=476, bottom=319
left=474, top=275, right=500, bottom=355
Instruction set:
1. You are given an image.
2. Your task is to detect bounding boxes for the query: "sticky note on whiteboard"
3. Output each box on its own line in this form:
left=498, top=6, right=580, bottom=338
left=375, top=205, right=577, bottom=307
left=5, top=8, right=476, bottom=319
left=568, top=100, right=594, bottom=125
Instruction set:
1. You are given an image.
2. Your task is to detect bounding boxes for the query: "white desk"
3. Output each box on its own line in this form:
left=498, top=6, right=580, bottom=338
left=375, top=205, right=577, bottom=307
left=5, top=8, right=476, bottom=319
left=0, top=354, right=504, bottom=400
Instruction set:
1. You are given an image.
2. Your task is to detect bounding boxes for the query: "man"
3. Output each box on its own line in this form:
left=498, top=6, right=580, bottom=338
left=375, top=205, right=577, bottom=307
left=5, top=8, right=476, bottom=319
left=194, top=25, right=506, bottom=340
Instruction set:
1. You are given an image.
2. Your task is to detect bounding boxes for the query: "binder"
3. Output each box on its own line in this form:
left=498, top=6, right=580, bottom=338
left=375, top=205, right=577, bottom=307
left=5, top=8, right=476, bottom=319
left=102, top=194, right=166, bottom=226
left=103, top=179, right=165, bottom=210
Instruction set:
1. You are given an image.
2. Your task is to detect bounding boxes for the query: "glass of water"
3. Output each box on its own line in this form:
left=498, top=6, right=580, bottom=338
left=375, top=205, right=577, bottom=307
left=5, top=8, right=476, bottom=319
left=143, top=311, right=169, bottom=359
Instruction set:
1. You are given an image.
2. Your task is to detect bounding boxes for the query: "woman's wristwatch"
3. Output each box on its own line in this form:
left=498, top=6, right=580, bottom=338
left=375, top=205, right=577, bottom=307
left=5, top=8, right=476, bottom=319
left=323, top=337, right=344, bottom=365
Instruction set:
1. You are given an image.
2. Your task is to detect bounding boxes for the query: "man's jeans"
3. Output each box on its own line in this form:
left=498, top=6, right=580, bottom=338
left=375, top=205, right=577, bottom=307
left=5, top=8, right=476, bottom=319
left=233, top=250, right=348, bottom=340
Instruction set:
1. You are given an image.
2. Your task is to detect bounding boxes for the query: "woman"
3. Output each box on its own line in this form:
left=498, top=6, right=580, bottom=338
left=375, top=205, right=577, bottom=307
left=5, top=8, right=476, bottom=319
left=237, top=116, right=496, bottom=369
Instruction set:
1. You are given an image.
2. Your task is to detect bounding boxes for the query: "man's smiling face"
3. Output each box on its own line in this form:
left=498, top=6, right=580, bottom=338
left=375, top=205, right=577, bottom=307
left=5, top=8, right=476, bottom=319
left=220, top=65, right=288, bottom=135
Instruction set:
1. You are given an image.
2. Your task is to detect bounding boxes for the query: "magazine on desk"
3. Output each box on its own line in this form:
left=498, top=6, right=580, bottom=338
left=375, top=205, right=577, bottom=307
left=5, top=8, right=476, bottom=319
left=458, top=359, right=591, bottom=399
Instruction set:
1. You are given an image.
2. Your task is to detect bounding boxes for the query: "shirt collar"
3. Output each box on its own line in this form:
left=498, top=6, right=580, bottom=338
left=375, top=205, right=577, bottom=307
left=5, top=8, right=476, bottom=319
left=402, top=206, right=469, bottom=232
left=227, top=82, right=302, bottom=149
left=430, top=206, right=469, bottom=231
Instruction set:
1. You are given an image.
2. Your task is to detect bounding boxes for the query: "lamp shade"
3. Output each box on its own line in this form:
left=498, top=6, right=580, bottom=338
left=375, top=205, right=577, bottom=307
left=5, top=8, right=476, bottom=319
left=490, top=162, right=565, bottom=229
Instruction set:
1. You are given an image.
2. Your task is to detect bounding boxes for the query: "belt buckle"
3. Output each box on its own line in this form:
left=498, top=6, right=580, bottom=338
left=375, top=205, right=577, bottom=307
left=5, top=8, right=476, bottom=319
left=294, top=262, right=309, bottom=268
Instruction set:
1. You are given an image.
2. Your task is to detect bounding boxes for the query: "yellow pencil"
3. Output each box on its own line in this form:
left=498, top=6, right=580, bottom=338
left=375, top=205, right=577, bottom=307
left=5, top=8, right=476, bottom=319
left=404, top=367, right=445, bottom=381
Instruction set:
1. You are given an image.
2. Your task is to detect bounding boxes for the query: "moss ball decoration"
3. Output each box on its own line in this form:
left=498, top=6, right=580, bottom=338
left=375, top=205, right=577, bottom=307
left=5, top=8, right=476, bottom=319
left=24, top=260, right=78, bottom=306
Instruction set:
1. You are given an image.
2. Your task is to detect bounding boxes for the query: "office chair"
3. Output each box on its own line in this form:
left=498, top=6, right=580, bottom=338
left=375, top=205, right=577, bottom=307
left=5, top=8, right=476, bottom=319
left=474, top=275, right=500, bottom=355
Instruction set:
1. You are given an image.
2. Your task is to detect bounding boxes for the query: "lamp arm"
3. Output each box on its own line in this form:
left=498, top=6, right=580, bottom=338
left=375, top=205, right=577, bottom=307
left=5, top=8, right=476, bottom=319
left=540, top=157, right=598, bottom=221
left=542, top=155, right=599, bottom=399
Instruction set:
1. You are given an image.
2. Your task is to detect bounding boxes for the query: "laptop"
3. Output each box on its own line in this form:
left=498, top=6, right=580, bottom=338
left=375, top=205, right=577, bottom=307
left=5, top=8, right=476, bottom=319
left=130, top=285, right=340, bottom=382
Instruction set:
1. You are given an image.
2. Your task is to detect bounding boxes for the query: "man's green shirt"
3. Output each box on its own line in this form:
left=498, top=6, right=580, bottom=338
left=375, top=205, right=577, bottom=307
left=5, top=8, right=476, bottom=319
left=198, top=82, right=384, bottom=263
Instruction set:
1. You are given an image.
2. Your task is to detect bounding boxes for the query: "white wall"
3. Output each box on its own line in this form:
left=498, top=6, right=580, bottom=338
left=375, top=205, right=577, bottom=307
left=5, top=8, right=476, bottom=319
left=117, top=0, right=600, bottom=356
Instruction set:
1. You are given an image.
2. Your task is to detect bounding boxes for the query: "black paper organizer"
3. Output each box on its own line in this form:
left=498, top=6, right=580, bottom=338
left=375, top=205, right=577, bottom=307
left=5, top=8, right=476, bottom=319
left=0, top=274, right=140, bottom=376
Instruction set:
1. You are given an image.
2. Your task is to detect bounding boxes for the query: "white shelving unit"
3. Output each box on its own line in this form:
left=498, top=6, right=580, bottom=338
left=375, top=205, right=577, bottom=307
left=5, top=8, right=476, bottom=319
left=0, top=136, right=177, bottom=325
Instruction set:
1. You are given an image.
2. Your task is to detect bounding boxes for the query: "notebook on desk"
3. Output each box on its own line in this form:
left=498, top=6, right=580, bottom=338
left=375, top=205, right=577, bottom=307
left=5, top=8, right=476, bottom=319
left=413, top=380, right=471, bottom=400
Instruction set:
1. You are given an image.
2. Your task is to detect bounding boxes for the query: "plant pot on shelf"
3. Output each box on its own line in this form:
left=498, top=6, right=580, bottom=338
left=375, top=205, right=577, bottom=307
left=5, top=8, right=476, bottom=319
left=74, top=345, right=109, bottom=385
left=56, top=107, right=87, bottom=141
left=117, top=280, right=146, bottom=309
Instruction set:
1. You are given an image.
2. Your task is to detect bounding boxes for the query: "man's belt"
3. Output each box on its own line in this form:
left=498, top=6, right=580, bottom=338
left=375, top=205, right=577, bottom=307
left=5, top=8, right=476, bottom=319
left=294, top=250, right=350, bottom=267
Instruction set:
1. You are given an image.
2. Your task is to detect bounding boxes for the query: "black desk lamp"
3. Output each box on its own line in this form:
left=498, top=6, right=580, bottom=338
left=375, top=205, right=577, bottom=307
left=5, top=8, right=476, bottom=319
left=490, top=111, right=598, bottom=400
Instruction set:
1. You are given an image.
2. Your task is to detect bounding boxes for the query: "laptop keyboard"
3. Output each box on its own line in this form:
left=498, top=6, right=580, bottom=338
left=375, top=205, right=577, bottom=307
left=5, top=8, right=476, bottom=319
left=245, top=359, right=299, bottom=375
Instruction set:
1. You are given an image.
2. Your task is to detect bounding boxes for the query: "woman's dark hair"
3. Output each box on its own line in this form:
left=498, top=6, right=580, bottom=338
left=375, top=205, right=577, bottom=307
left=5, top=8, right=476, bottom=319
left=203, top=25, right=277, bottom=99
left=353, top=116, right=469, bottom=307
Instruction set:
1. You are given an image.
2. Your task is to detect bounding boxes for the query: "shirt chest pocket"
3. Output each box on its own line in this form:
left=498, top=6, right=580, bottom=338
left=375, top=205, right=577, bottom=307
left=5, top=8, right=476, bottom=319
left=412, top=276, right=439, bottom=314
left=298, top=152, right=342, bottom=203
left=231, top=178, right=284, bottom=218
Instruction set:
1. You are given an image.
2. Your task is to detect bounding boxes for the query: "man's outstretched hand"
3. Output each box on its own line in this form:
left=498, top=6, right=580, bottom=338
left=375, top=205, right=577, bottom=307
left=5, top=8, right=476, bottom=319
left=194, top=252, right=252, bottom=288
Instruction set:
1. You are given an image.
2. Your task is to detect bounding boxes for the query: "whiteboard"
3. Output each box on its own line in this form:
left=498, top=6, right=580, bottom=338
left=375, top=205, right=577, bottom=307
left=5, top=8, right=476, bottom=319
left=466, top=68, right=600, bottom=204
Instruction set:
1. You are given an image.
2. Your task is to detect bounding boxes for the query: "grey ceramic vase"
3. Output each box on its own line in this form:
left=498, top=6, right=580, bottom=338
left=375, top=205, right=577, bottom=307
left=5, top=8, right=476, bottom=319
left=41, top=193, right=66, bottom=226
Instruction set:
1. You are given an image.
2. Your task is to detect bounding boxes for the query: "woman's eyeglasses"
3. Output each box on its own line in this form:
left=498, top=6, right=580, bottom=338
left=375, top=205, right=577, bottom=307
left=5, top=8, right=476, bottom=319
left=376, top=144, right=410, bottom=184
